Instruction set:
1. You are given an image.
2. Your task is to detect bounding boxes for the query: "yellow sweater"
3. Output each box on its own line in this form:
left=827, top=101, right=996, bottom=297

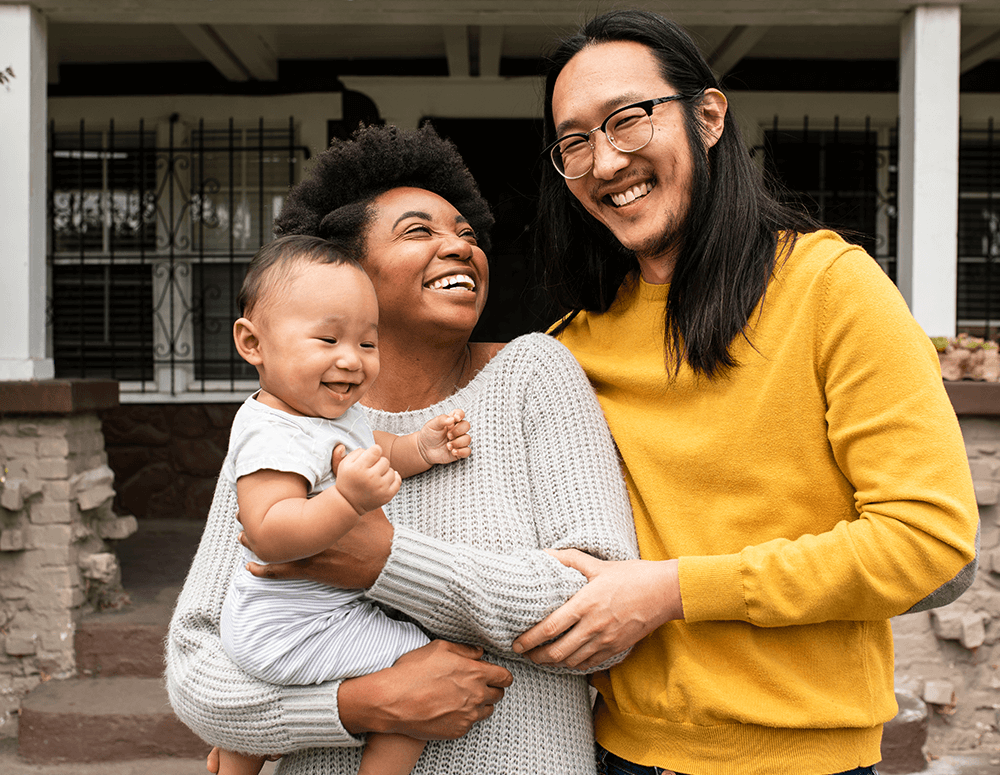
left=557, top=231, right=978, bottom=775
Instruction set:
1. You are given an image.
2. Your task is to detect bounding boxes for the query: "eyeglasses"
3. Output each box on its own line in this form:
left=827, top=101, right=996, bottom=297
left=545, top=95, right=688, bottom=180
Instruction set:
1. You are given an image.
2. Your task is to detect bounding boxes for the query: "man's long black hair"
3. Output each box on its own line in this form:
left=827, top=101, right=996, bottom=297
left=538, top=10, right=820, bottom=378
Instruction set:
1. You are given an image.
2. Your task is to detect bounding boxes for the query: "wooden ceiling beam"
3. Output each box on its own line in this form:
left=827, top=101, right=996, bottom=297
left=708, top=25, right=770, bottom=77
left=213, top=25, right=278, bottom=81
left=443, top=25, right=470, bottom=78
left=961, top=26, right=1000, bottom=73
left=479, top=24, right=503, bottom=78
left=175, top=23, right=249, bottom=81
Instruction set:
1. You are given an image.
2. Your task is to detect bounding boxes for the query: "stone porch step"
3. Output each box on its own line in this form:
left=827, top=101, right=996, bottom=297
left=17, top=676, right=206, bottom=763
left=75, top=589, right=179, bottom=678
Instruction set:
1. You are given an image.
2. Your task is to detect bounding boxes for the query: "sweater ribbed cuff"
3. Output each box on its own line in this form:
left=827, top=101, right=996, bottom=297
left=280, top=681, right=364, bottom=748
left=678, top=553, right=746, bottom=622
left=368, top=525, right=455, bottom=613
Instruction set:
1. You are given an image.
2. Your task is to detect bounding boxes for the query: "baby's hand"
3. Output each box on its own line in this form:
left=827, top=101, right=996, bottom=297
left=336, top=445, right=402, bottom=515
left=418, top=409, right=472, bottom=466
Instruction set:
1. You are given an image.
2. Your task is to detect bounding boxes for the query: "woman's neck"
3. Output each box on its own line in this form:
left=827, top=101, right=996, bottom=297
left=362, top=336, right=500, bottom=413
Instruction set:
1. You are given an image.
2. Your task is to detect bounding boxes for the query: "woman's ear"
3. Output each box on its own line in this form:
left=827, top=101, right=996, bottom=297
left=699, top=88, right=728, bottom=150
left=234, top=317, right=263, bottom=365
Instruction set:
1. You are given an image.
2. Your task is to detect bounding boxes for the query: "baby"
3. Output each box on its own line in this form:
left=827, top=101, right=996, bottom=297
left=216, top=234, right=471, bottom=775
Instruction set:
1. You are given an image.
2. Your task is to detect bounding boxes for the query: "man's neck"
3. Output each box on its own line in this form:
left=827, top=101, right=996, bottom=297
left=637, top=254, right=676, bottom=285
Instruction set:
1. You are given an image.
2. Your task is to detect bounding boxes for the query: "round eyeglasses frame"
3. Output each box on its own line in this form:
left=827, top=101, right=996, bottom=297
left=544, top=95, right=689, bottom=180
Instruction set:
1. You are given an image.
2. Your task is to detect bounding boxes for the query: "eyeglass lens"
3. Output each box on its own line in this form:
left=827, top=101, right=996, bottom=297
left=553, top=107, right=653, bottom=178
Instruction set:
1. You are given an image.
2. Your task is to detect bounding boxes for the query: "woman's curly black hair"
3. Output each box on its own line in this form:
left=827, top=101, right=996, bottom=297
left=274, top=123, right=494, bottom=257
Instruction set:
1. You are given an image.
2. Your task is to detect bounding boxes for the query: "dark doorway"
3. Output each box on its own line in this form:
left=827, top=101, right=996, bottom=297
left=423, top=117, right=551, bottom=343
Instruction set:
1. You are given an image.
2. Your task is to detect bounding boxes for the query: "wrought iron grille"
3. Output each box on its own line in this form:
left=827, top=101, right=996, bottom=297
left=958, top=118, right=999, bottom=338
left=48, top=116, right=310, bottom=397
left=758, top=116, right=897, bottom=278
left=761, top=115, right=1000, bottom=338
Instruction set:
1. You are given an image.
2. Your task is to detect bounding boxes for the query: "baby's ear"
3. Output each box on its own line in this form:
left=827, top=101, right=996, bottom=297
left=233, top=318, right=263, bottom=365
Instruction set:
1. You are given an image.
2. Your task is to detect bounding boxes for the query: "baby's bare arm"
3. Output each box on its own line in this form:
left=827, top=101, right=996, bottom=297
left=237, top=467, right=363, bottom=563
left=374, top=410, right=471, bottom=479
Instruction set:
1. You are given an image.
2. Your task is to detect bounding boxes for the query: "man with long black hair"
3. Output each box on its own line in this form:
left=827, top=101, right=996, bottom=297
left=514, top=9, right=980, bottom=775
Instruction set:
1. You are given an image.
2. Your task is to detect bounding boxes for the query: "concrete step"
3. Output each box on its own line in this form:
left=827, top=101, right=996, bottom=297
left=17, top=676, right=206, bottom=763
left=75, top=517, right=198, bottom=679
left=75, top=588, right=179, bottom=678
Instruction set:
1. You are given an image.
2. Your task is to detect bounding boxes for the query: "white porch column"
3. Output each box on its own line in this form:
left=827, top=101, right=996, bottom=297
left=0, top=5, right=53, bottom=380
left=897, top=5, right=961, bottom=337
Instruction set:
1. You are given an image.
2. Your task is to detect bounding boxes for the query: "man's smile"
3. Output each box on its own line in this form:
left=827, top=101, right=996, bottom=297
left=606, top=180, right=655, bottom=208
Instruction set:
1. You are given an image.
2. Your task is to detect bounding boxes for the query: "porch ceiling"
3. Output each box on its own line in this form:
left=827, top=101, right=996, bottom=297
left=6, top=0, right=1000, bottom=79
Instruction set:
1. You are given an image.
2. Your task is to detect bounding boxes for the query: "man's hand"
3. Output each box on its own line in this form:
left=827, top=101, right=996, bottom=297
left=511, top=550, right=683, bottom=670
left=339, top=640, right=513, bottom=740
left=242, top=507, right=393, bottom=588
left=417, top=409, right=472, bottom=465
left=336, top=445, right=402, bottom=515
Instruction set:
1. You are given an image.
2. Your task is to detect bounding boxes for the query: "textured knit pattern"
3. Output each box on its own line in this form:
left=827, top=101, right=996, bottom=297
left=557, top=231, right=980, bottom=775
left=166, top=333, right=639, bottom=775
left=219, top=397, right=427, bottom=686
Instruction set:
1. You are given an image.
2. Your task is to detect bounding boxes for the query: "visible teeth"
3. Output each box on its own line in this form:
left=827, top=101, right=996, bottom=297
left=610, top=182, right=653, bottom=207
left=427, top=274, right=475, bottom=291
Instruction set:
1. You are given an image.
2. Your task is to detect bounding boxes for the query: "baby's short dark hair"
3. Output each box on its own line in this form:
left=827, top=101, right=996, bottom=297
left=238, top=234, right=363, bottom=319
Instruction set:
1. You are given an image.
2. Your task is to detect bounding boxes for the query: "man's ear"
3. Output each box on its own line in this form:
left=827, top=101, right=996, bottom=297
left=234, top=317, right=263, bottom=365
left=699, top=88, right=728, bottom=150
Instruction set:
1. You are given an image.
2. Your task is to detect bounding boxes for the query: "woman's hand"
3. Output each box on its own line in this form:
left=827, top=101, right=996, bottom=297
left=338, top=640, right=513, bottom=740
left=512, top=550, right=684, bottom=670
left=242, top=506, right=393, bottom=589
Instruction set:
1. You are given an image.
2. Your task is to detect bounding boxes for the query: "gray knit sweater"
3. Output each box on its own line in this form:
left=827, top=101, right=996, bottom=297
left=166, top=333, right=639, bottom=775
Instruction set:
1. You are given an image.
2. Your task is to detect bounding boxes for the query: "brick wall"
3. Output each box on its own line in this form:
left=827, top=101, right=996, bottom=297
left=100, top=403, right=238, bottom=522
left=0, top=410, right=135, bottom=739
left=892, top=414, right=1000, bottom=758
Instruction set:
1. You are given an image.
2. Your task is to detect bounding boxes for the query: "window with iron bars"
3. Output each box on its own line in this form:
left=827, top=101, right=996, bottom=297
left=762, top=117, right=1000, bottom=339
left=48, top=118, right=309, bottom=399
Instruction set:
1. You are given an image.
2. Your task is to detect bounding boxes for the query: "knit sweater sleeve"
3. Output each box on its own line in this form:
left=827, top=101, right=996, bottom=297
left=165, top=478, right=363, bottom=754
left=368, top=334, right=639, bottom=661
left=681, top=245, right=979, bottom=625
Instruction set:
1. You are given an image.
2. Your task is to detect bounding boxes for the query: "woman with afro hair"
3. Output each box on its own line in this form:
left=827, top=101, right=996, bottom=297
left=166, top=123, right=639, bottom=775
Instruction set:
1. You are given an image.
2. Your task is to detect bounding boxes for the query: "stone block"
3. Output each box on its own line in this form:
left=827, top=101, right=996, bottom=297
left=0, top=437, right=38, bottom=458
left=930, top=608, right=964, bottom=641
left=77, top=485, right=114, bottom=512
left=36, top=421, right=68, bottom=436
left=0, top=480, right=23, bottom=512
left=71, top=523, right=93, bottom=542
left=0, top=530, right=25, bottom=552
left=976, top=482, right=1000, bottom=506
left=41, top=480, right=71, bottom=503
left=36, top=651, right=75, bottom=678
left=79, top=452, right=108, bottom=472
left=31, top=546, right=71, bottom=567
left=37, top=437, right=69, bottom=458
left=70, top=467, right=114, bottom=494
left=922, top=679, right=956, bottom=706
left=30, top=458, right=70, bottom=481
left=32, top=586, right=87, bottom=611
left=20, top=479, right=43, bottom=499
left=79, top=553, right=119, bottom=585
left=16, top=423, right=40, bottom=437
left=3, top=461, right=27, bottom=478
left=97, top=515, right=137, bottom=541
left=969, top=458, right=1000, bottom=481
left=24, top=524, right=72, bottom=548
left=960, top=612, right=987, bottom=649
left=28, top=501, right=73, bottom=525
left=4, top=632, right=37, bottom=656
